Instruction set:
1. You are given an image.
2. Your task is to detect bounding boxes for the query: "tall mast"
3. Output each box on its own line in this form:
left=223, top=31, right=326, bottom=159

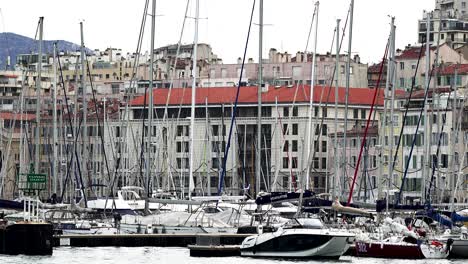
left=388, top=18, right=396, bottom=207
left=305, top=1, right=319, bottom=190
left=343, top=0, right=354, bottom=188
left=35, top=17, right=43, bottom=174
left=422, top=11, right=431, bottom=201
left=189, top=0, right=200, bottom=199
left=146, top=0, right=156, bottom=197
left=255, top=0, right=263, bottom=196
left=80, top=22, right=88, bottom=190
left=382, top=18, right=392, bottom=212
left=333, top=19, right=340, bottom=199
left=53, top=42, right=58, bottom=194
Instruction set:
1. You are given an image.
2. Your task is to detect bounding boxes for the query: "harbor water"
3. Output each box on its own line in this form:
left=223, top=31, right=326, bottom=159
left=0, top=247, right=466, bottom=264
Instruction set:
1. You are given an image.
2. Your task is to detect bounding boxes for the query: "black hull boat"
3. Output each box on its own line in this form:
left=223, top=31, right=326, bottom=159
left=240, top=218, right=354, bottom=259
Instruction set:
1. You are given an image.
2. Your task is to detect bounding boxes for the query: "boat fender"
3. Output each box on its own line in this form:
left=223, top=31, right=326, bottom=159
left=257, top=225, right=263, bottom=234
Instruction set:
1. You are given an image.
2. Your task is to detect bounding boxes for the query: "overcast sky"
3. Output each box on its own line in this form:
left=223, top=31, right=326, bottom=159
left=1, top=0, right=434, bottom=64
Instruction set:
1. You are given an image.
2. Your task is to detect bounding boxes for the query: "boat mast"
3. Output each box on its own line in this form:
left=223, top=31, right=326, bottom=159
left=305, top=1, right=319, bottom=191
left=80, top=22, right=88, bottom=190
left=35, top=17, right=44, bottom=174
left=333, top=19, right=340, bottom=199
left=146, top=0, right=156, bottom=197
left=422, top=12, right=431, bottom=202
left=53, top=42, right=58, bottom=194
left=342, top=0, right=354, bottom=195
left=189, top=0, right=200, bottom=199
left=388, top=17, right=396, bottom=209
left=383, top=17, right=393, bottom=212
left=256, top=0, right=263, bottom=196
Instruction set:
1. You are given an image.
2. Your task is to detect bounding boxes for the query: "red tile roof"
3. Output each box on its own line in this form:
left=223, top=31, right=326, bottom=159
left=395, top=87, right=452, bottom=99
left=434, top=64, right=468, bottom=75
left=396, top=45, right=437, bottom=60
left=368, top=62, right=387, bottom=73
left=129, top=85, right=388, bottom=107
left=0, top=112, right=36, bottom=121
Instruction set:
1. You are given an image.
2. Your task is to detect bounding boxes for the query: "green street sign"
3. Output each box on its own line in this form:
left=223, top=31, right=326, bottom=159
left=27, top=174, right=47, bottom=183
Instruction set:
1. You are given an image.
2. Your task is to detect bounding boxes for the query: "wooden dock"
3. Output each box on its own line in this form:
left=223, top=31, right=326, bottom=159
left=53, top=233, right=252, bottom=247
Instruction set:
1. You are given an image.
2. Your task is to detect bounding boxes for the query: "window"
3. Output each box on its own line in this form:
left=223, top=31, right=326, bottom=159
left=283, top=157, right=289, bottom=169
left=292, top=140, right=298, bottom=152
left=350, top=66, right=353, bottom=75
left=340, top=65, right=345, bottom=74
left=321, top=157, right=327, bottom=169
left=399, top=78, right=405, bottom=88
left=292, top=106, right=298, bottom=117
left=411, top=64, right=416, bottom=70
left=177, top=142, right=182, bottom=153
left=283, top=124, right=288, bottom=135
left=283, top=107, right=289, bottom=117
left=292, top=124, right=298, bottom=135
left=313, top=157, right=319, bottom=169
left=322, top=140, right=327, bottom=152
left=292, top=157, right=298, bottom=169
left=463, top=1, right=466, bottom=8
left=177, top=125, right=184, bottom=136
left=314, top=107, right=319, bottom=116
left=283, top=141, right=289, bottom=152
left=212, top=158, right=220, bottom=169
left=400, top=62, right=404, bottom=70
left=441, top=33, right=444, bottom=40
left=441, top=154, right=448, bottom=168
left=361, top=109, right=366, bottom=119
left=353, top=109, right=359, bottom=118
left=323, top=107, right=327, bottom=117
left=321, top=124, right=327, bottom=136
left=212, top=125, right=219, bottom=136
left=177, top=158, right=189, bottom=169
left=315, top=124, right=320, bottom=135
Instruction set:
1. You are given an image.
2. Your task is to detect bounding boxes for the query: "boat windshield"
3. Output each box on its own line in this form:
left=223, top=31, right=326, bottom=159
left=284, top=218, right=324, bottom=229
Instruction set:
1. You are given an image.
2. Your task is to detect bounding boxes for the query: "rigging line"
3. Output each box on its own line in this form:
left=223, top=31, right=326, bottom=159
left=163, top=0, right=190, bottom=123
left=86, top=61, right=121, bottom=212
left=56, top=50, right=86, bottom=203
left=427, top=88, right=452, bottom=203
left=396, top=63, right=436, bottom=206
left=276, top=106, right=297, bottom=190
left=291, top=2, right=318, bottom=184
left=391, top=44, right=426, bottom=172
left=309, top=5, right=350, bottom=169
left=218, top=0, right=256, bottom=196
left=122, top=0, right=149, bottom=183
left=346, top=41, right=389, bottom=206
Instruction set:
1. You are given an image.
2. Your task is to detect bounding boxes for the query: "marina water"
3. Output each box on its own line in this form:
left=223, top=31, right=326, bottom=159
left=0, top=247, right=466, bottom=264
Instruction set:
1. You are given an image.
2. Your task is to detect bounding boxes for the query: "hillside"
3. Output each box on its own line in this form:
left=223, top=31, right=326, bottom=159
left=0, top=32, right=91, bottom=70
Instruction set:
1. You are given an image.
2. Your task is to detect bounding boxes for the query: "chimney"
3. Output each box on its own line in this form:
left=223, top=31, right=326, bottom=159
left=248, top=58, right=254, bottom=63
left=262, top=83, right=269, bottom=93
left=237, top=57, right=242, bottom=64
left=269, top=48, right=277, bottom=63
left=296, top=51, right=302, bottom=63
left=353, top=54, right=360, bottom=64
